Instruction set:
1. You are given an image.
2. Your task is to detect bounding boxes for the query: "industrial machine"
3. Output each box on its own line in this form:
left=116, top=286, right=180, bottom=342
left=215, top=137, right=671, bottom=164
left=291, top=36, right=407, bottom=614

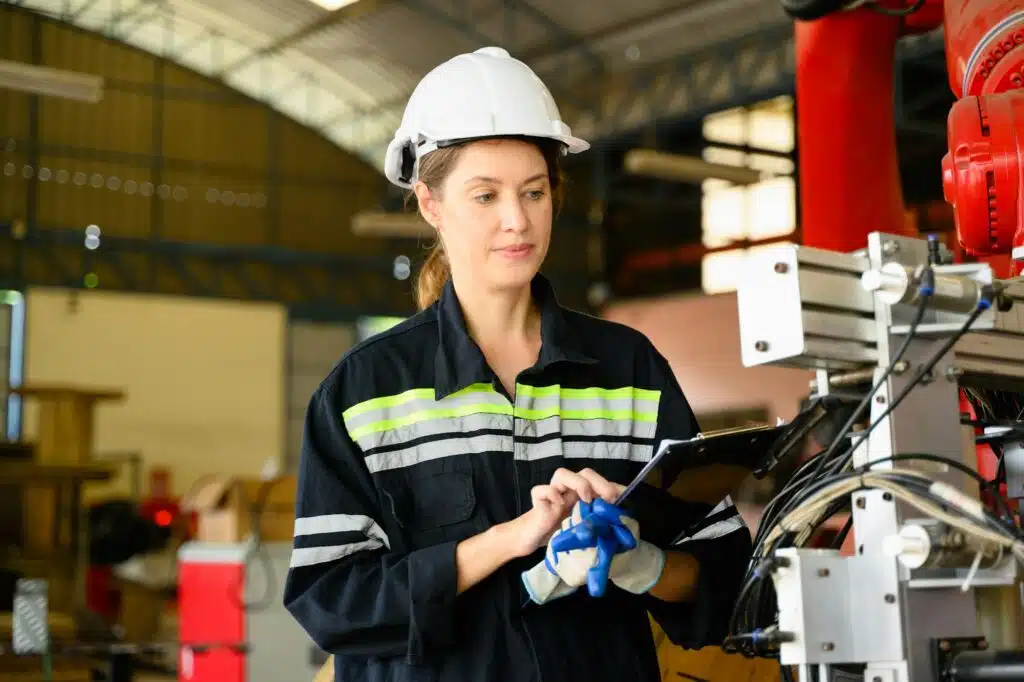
left=723, top=0, right=1024, bottom=680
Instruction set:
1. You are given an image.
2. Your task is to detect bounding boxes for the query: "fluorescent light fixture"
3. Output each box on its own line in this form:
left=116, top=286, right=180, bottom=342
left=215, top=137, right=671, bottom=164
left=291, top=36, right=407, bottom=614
left=0, top=60, right=103, bottom=103
left=309, top=0, right=360, bottom=10
left=351, top=211, right=434, bottom=239
left=623, top=148, right=764, bottom=186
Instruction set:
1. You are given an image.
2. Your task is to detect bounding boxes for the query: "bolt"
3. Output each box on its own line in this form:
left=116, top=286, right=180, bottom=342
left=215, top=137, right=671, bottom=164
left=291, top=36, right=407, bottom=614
left=939, top=640, right=951, bottom=651
left=919, top=369, right=934, bottom=385
left=774, top=262, right=789, bottom=274
left=946, top=366, right=963, bottom=382
left=822, top=642, right=835, bottom=652
left=754, top=340, right=770, bottom=352
left=875, top=395, right=886, bottom=404
left=892, top=360, right=908, bottom=374
left=817, top=568, right=830, bottom=577
left=885, top=594, right=896, bottom=604
left=856, top=497, right=866, bottom=509
left=883, top=492, right=892, bottom=502
left=882, top=241, right=900, bottom=256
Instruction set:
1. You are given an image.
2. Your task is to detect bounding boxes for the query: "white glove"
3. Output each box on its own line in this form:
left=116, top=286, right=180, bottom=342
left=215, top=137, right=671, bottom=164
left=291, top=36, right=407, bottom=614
left=521, top=561, right=578, bottom=605
left=528, top=502, right=666, bottom=598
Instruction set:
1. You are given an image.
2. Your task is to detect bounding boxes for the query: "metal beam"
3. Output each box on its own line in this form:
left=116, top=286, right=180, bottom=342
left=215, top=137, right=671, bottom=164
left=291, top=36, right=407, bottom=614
left=0, top=222, right=594, bottom=320
left=510, top=0, right=603, bottom=73
left=216, top=0, right=398, bottom=79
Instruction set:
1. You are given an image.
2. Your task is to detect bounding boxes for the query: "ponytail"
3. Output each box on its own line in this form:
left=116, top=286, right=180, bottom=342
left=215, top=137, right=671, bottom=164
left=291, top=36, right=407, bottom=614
left=415, top=242, right=450, bottom=310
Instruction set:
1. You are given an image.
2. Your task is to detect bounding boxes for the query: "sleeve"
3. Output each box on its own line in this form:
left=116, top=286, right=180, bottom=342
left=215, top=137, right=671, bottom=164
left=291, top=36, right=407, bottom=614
left=282, top=382, right=460, bottom=665
left=640, top=345, right=754, bottom=650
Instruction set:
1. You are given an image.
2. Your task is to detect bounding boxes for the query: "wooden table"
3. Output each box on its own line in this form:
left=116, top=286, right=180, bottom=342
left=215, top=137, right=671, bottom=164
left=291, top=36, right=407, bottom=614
left=0, top=462, right=116, bottom=611
left=10, top=385, right=124, bottom=558
left=11, top=385, right=124, bottom=465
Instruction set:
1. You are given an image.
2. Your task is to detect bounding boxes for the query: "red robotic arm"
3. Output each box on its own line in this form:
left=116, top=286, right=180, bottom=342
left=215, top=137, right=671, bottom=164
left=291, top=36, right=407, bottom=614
left=941, top=0, right=1024, bottom=271
left=790, top=0, right=1024, bottom=276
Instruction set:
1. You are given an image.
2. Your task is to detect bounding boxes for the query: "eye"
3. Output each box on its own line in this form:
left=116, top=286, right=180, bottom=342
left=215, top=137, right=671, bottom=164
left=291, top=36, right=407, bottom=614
left=474, top=192, right=495, bottom=204
left=525, top=189, right=547, bottom=201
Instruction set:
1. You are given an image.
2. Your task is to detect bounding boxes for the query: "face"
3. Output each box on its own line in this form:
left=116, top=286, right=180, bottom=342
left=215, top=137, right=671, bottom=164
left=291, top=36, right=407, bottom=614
left=414, top=139, right=553, bottom=294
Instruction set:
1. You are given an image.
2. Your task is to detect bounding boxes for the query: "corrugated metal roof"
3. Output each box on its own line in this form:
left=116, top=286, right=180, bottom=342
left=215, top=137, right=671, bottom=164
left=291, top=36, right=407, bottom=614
left=18, top=0, right=791, bottom=170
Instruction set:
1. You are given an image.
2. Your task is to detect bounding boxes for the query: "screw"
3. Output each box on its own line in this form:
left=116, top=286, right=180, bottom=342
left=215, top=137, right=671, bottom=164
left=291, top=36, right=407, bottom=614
left=946, top=366, right=963, bottom=382
left=883, top=492, right=893, bottom=502
left=817, top=568, right=830, bottom=577
left=774, top=262, right=789, bottom=274
left=892, top=361, right=908, bottom=374
left=882, top=241, right=900, bottom=256
left=875, top=395, right=886, bottom=404
left=856, top=497, right=866, bottom=509
left=939, top=640, right=950, bottom=651
left=885, top=594, right=896, bottom=604
left=920, top=369, right=934, bottom=385
left=822, top=642, right=835, bottom=652
left=754, top=340, right=770, bottom=352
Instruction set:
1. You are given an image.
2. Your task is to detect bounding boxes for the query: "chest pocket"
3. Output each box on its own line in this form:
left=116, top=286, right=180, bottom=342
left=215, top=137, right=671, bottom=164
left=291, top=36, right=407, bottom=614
left=379, top=457, right=484, bottom=549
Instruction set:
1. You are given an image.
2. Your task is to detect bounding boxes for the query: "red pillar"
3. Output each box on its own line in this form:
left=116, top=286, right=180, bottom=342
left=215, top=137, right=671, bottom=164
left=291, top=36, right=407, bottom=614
left=795, top=9, right=912, bottom=252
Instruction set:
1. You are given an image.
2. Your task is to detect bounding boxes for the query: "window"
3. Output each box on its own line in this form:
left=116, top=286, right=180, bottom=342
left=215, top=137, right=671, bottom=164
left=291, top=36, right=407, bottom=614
left=701, top=96, right=797, bottom=295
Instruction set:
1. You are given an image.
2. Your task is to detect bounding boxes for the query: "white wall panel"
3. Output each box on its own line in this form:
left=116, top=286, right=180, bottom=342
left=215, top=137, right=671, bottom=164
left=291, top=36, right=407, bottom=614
left=286, top=320, right=355, bottom=471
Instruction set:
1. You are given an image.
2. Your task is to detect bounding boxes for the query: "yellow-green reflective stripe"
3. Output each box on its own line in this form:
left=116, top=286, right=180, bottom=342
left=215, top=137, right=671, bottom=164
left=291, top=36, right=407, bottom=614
left=515, top=385, right=660, bottom=402
left=347, top=402, right=513, bottom=441
left=342, top=383, right=496, bottom=420
left=512, top=407, right=658, bottom=423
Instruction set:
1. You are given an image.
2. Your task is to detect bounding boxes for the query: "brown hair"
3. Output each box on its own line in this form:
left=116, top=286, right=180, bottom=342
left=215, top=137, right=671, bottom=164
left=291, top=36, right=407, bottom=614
left=412, top=137, right=567, bottom=310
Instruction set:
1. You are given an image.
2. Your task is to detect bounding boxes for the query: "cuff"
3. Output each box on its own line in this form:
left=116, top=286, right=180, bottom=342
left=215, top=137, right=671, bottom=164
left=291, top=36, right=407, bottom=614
left=613, top=541, right=666, bottom=595
left=522, top=560, right=577, bottom=605
left=406, top=540, right=460, bottom=663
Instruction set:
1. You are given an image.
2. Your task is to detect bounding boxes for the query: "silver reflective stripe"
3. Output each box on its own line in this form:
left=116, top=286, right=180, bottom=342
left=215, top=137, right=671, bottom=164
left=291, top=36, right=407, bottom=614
left=674, top=515, right=747, bottom=544
left=674, top=496, right=747, bottom=545
left=516, top=415, right=656, bottom=441
left=290, top=540, right=384, bottom=568
left=294, top=513, right=390, bottom=548
left=558, top=440, right=653, bottom=463
left=354, top=413, right=512, bottom=453
left=366, top=432, right=513, bottom=473
left=290, top=514, right=391, bottom=568
left=709, top=495, right=735, bottom=515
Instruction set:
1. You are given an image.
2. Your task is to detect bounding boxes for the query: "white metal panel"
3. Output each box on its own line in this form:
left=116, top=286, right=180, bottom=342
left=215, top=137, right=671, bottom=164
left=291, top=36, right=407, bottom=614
left=286, top=320, right=355, bottom=471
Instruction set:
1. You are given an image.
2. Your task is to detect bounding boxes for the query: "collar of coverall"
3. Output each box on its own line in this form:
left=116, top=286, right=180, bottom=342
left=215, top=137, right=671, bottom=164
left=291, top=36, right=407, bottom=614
left=433, top=273, right=598, bottom=401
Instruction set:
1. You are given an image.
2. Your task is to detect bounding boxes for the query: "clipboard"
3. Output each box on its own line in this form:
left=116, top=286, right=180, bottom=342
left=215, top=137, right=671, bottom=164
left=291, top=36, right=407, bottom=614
left=612, top=398, right=834, bottom=544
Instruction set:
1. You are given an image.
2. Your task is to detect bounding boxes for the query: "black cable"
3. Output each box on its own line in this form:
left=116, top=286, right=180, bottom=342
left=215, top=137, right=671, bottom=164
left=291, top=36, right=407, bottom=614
left=811, top=277, right=934, bottom=482
left=835, top=294, right=993, bottom=474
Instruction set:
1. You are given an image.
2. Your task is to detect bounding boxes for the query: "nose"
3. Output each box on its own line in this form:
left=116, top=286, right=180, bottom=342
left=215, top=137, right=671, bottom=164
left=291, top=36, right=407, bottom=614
left=500, top=196, right=529, bottom=233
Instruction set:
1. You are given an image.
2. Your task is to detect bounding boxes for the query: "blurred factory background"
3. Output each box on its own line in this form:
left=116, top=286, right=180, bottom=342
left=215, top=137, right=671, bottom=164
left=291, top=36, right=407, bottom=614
left=0, top=0, right=961, bottom=680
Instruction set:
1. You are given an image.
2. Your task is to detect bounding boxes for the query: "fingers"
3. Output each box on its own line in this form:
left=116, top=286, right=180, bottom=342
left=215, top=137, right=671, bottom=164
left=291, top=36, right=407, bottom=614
left=530, top=484, right=577, bottom=512
left=549, top=468, right=598, bottom=503
left=575, top=468, right=625, bottom=503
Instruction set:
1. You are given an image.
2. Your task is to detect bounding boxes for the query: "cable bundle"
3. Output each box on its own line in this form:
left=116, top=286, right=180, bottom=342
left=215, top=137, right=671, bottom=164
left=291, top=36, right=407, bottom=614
left=723, top=262, right=1023, bottom=673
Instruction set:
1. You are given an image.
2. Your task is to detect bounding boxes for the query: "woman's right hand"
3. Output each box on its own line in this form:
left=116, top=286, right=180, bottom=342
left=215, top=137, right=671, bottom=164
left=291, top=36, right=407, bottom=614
left=510, top=483, right=578, bottom=558
left=509, top=468, right=625, bottom=558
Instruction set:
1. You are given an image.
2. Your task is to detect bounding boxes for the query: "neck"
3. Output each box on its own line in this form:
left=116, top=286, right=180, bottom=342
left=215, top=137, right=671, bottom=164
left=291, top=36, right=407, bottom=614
left=452, top=276, right=539, bottom=348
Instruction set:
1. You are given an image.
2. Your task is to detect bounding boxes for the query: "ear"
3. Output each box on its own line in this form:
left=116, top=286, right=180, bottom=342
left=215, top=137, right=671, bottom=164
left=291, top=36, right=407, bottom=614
left=412, top=181, right=441, bottom=231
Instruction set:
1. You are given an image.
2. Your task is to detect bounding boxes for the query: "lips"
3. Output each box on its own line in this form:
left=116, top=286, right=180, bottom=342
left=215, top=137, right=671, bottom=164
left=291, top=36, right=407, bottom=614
left=499, top=244, right=533, bottom=253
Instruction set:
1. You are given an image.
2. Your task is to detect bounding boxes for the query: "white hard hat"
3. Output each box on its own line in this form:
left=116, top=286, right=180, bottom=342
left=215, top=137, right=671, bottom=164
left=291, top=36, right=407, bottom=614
left=384, top=46, right=590, bottom=189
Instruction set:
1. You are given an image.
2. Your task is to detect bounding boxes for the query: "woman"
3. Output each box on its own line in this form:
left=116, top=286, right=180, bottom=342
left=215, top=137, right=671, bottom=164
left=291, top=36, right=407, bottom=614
left=284, top=46, right=752, bottom=682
